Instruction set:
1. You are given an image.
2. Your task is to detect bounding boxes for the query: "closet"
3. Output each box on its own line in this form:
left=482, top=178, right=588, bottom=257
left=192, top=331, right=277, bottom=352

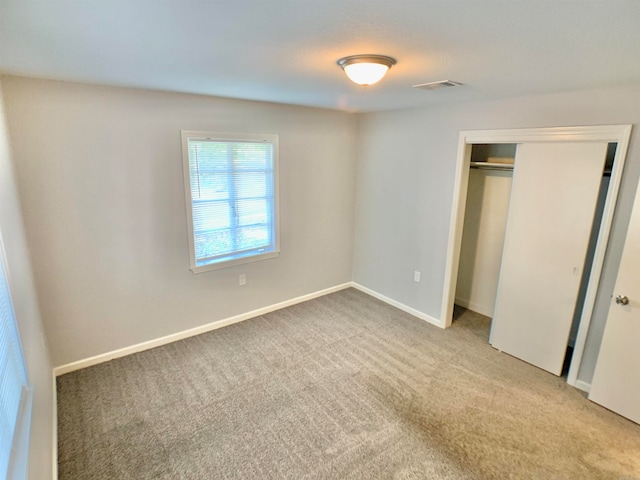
left=455, top=141, right=615, bottom=376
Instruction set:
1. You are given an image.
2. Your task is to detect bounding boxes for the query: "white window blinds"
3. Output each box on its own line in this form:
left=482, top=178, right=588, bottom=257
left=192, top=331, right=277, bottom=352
left=0, top=247, right=29, bottom=479
left=182, top=132, right=279, bottom=272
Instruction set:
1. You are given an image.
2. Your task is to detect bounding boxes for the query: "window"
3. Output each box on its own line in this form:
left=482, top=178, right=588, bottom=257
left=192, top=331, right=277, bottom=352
left=181, top=131, right=279, bottom=272
left=0, top=240, right=31, bottom=479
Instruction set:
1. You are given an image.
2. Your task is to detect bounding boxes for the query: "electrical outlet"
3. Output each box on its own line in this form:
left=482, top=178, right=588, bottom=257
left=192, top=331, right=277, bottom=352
left=239, top=274, right=247, bottom=286
left=414, top=271, right=421, bottom=283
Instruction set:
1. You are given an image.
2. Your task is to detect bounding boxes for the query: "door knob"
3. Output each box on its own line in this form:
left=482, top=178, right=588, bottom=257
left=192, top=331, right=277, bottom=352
left=615, top=295, right=629, bottom=306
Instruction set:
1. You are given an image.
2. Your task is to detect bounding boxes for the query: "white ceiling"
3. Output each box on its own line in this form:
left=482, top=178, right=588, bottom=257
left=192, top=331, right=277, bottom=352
left=1, top=0, right=640, bottom=112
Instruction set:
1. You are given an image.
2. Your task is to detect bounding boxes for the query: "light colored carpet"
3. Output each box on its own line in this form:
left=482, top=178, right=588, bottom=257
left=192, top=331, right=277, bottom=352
left=57, top=288, right=640, bottom=479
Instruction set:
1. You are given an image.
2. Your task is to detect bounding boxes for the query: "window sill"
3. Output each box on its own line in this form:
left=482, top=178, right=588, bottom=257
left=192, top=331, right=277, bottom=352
left=190, top=250, right=280, bottom=273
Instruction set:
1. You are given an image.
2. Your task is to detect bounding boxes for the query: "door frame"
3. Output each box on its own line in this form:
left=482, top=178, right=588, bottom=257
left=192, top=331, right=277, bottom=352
left=440, top=125, right=632, bottom=390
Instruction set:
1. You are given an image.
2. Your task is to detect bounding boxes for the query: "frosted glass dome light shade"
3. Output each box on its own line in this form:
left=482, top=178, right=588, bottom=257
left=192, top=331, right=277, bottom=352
left=337, top=55, right=397, bottom=86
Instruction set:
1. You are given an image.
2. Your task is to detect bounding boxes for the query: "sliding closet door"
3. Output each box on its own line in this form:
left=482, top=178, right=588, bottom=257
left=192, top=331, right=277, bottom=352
left=490, top=142, right=607, bottom=375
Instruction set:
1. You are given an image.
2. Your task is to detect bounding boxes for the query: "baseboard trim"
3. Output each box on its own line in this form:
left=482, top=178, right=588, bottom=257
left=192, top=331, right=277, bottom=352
left=573, top=379, right=591, bottom=393
left=53, top=282, right=352, bottom=376
left=453, top=297, right=493, bottom=318
left=351, top=283, right=444, bottom=328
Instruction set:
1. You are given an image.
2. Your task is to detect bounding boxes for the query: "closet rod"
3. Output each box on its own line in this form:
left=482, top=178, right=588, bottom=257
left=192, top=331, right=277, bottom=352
left=470, top=162, right=612, bottom=176
left=470, top=161, right=514, bottom=171
left=470, top=163, right=612, bottom=177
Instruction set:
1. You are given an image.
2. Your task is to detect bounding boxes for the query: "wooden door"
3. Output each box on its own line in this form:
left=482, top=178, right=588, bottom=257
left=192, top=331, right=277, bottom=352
left=490, top=142, right=608, bottom=375
left=588, top=181, right=640, bottom=424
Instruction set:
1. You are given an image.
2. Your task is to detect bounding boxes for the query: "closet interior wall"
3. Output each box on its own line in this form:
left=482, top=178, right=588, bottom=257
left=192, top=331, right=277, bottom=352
left=455, top=144, right=516, bottom=318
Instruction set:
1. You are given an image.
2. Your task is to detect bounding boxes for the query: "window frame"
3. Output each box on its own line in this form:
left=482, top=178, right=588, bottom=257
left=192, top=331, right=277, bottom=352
left=181, top=130, right=280, bottom=273
left=0, top=233, right=32, bottom=480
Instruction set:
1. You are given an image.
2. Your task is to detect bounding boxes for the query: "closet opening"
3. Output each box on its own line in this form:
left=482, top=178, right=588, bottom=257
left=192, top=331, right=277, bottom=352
left=453, top=141, right=617, bottom=380
left=454, top=143, right=516, bottom=323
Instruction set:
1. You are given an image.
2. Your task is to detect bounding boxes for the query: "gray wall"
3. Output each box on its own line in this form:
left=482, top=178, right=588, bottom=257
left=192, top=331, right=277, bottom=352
left=2, top=76, right=358, bottom=367
left=4, top=75, right=640, bottom=390
left=353, top=84, right=640, bottom=385
left=0, top=80, right=54, bottom=479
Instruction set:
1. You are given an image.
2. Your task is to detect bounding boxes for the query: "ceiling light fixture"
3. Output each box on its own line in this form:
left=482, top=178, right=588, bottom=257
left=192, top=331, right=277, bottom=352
left=337, top=54, right=397, bottom=86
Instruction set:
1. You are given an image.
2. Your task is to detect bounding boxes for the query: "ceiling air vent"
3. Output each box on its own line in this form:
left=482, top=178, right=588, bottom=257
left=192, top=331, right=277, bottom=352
left=413, top=80, right=462, bottom=90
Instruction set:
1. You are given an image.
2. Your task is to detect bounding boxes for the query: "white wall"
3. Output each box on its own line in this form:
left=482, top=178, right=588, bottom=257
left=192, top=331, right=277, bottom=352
left=455, top=168, right=512, bottom=317
left=0, top=80, right=54, bottom=479
left=353, top=83, right=640, bottom=385
left=2, top=76, right=357, bottom=367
